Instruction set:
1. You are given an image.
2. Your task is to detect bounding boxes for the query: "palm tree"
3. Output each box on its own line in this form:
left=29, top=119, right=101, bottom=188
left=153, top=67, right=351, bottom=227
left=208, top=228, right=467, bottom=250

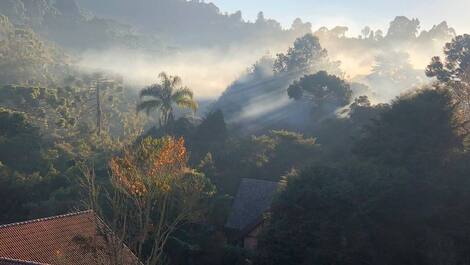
left=137, top=72, right=198, bottom=127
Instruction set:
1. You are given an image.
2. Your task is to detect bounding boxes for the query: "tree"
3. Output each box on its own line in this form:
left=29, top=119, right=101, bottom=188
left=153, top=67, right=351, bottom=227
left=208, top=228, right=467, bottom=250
left=0, top=107, right=78, bottom=223
left=255, top=164, right=385, bottom=265
left=82, top=136, right=214, bottom=265
left=426, top=35, right=470, bottom=132
left=330, top=26, right=349, bottom=38
left=0, top=15, right=66, bottom=85
left=137, top=72, right=198, bottom=128
left=354, top=88, right=462, bottom=173
left=311, top=96, right=387, bottom=162
left=361, top=26, right=372, bottom=39
left=386, top=16, right=420, bottom=40
left=273, top=34, right=328, bottom=74
left=287, top=71, right=352, bottom=114
left=291, top=18, right=312, bottom=35
left=367, top=51, right=425, bottom=102
left=426, top=34, right=470, bottom=83
left=256, top=157, right=470, bottom=265
left=418, top=21, right=455, bottom=43
left=189, top=110, right=228, bottom=162
left=256, top=11, right=265, bottom=24
left=234, top=130, right=317, bottom=182
left=256, top=90, right=469, bottom=264
left=375, top=29, right=384, bottom=41
left=0, top=108, right=43, bottom=173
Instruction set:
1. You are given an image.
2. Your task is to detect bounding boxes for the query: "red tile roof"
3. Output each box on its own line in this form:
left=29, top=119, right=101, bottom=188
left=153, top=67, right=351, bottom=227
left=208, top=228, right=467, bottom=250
left=0, top=257, right=48, bottom=265
left=0, top=211, right=140, bottom=265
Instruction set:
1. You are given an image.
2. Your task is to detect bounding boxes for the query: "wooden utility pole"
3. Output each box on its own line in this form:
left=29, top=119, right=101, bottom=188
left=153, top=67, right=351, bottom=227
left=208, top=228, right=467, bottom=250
left=96, top=80, right=102, bottom=136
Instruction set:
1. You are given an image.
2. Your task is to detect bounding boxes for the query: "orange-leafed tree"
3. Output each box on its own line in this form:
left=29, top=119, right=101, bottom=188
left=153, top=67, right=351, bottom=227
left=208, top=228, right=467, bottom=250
left=106, top=136, right=214, bottom=265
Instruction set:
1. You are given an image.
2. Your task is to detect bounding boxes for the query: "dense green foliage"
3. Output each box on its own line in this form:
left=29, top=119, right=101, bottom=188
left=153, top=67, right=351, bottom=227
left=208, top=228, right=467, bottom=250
left=0, top=108, right=77, bottom=223
left=0, top=15, right=67, bottom=85
left=256, top=88, right=470, bottom=265
left=138, top=72, right=198, bottom=127
left=288, top=71, right=352, bottom=115
left=273, top=34, right=330, bottom=74
left=355, top=89, right=461, bottom=172
left=427, top=34, right=470, bottom=82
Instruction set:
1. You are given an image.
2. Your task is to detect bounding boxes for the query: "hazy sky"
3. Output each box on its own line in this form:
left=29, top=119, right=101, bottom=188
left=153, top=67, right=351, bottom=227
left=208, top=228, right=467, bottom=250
left=211, top=0, right=470, bottom=35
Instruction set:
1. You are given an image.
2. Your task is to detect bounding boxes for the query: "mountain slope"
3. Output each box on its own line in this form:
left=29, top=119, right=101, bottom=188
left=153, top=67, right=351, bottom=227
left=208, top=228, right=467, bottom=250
left=0, top=0, right=156, bottom=51
left=78, top=0, right=312, bottom=48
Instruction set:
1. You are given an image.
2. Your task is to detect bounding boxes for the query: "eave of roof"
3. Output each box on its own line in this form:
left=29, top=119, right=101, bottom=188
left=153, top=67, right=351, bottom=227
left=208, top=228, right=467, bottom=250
left=0, top=257, right=50, bottom=265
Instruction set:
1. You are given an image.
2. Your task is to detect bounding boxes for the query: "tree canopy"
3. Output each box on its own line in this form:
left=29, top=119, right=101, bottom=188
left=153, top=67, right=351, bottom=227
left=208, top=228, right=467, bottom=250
left=426, top=34, right=470, bottom=83
left=354, top=89, right=461, bottom=173
left=273, top=34, right=329, bottom=74
left=138, top=72, right=198, bottom=127
left=287, top=71, right=352, bottom=114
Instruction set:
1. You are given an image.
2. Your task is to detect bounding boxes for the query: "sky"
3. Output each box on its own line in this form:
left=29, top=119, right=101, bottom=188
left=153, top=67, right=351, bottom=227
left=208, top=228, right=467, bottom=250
left=210, top=0, right=470, bottom=35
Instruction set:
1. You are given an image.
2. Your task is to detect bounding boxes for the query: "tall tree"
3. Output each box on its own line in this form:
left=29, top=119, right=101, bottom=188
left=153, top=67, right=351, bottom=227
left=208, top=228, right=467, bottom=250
left=137, top=72, right=198, bottom=128
left=287, top=71, right=352, bottom=115
left=426, top=34, right=470, bottom=132
left=354, top=88, right=462, bottom=173
left=386, top=16, right=420, bottom=40
left=83, top=136, right=214, bottom=265
left=426, top=34, right=470, bottom=83
left=273, top=34, right=330, bottom=74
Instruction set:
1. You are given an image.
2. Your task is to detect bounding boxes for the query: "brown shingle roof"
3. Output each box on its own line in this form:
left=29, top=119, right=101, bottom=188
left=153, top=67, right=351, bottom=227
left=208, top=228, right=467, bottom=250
left=0, top=211, right=140, bottom=265
left=226, top=178, right=281, bottom=232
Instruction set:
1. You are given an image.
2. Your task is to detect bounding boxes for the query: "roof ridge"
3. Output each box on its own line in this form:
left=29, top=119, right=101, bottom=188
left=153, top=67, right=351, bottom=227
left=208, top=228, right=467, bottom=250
left=241, top=178, right=279, bottom=183
left=0, top=210, right=93, bottom=230
left=0, top=257, right=50, bottom=264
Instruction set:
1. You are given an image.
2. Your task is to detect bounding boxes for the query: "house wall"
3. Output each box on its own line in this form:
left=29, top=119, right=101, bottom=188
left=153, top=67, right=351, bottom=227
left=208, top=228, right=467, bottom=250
left=243, top=223, right=264, bottom=251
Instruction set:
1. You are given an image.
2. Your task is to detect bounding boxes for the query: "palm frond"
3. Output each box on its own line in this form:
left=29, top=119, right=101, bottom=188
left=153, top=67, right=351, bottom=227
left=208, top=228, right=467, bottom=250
left=158, top=72, right=172, bottom=89
left=176, top=98, right=198, bottom=112
left=137, top=99, right=163, bottom=115
left=172, top=87, right=194, bottom=101
left=158, top=72, right=169, bottom=81
left=171, top=76, right=182, bottom=88
left=139, top=84, right=164, bottom=99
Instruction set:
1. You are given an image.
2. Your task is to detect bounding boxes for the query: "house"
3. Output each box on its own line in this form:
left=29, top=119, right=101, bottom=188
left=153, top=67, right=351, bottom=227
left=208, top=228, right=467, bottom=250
left=0, top=210, right=140, bottom=265
left=225, top=178, right=281, bottom=250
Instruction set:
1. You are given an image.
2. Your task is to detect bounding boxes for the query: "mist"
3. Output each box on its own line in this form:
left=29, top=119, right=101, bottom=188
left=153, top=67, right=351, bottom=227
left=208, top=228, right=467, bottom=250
left=4, top=0, right=453, bottom=127
left=78, top=21, right=451, bottom=107
left=76, top=42, right=298, bottom=100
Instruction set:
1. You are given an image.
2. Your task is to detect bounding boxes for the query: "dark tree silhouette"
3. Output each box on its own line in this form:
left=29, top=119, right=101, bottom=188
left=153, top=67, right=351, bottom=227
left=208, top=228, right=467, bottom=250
left=386, top=16, right=420, bottom=40
left=426, top=34, right=470, bottom=83
left=273, top=34, right=328, bottom=74
left=287, top=71, right=352, bottom=113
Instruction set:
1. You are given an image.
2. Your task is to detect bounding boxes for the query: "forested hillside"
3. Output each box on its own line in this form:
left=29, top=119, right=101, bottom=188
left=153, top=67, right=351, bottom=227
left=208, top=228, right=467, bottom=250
left=0, top=14, right=68, bottom=85
left=0, top=0, right=158, bottom=50
left=79, top=0, right=312, bottom=48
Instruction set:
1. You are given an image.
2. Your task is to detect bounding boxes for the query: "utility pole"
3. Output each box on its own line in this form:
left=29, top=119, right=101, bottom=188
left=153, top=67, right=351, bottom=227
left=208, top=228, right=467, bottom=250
left=89, top=76, right=114, bottom=136
left=96, top=80, right=102, bottom=136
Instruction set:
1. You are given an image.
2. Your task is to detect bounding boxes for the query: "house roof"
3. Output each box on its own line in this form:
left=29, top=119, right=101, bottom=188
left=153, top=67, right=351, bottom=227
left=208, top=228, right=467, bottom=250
left=0, top=257, right=48, bottom=265
left=225, top=178, right=281, bottom=232
left=0, top=211, right=140, bottom=265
